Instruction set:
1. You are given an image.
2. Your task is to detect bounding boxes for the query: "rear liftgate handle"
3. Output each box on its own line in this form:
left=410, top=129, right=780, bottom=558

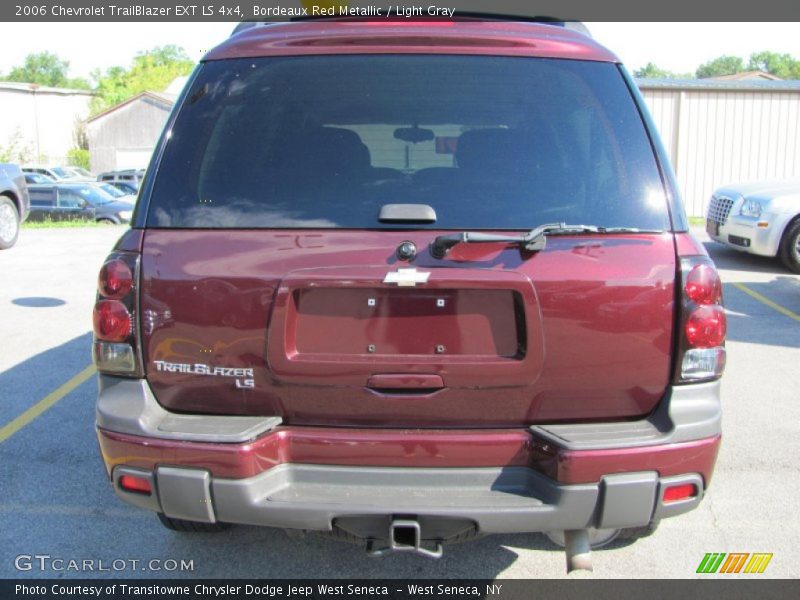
left=366, top=374, right=444, bottom=394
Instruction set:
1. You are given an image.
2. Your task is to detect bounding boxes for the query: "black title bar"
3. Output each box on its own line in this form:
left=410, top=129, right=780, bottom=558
left=3, top=0, right=800, bottom=22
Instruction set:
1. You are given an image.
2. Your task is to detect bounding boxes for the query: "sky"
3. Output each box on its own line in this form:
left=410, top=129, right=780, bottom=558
left=0, top=22, right=799, bottom=81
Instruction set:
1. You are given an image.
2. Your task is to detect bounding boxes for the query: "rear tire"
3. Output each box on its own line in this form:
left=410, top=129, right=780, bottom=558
left=157, top=513, right=230, bottom=532
left=0, top=196, right=20, bottom=250
left=97, top=217, right=116, bottom=225
left=778, top=217, right=800, bottom=274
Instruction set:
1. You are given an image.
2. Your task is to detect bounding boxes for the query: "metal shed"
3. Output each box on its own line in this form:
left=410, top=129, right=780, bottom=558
left=85, top=91, right=176, bottom=174
left=637, top=78, right=800, bottom=217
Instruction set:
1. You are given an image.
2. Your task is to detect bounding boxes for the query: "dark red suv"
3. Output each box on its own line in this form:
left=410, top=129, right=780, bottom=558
left=93, top=19, right=724, bottom=569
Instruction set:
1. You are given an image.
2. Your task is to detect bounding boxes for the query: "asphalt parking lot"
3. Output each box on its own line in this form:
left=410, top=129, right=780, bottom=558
left=0, top=226, right=798, bottom=579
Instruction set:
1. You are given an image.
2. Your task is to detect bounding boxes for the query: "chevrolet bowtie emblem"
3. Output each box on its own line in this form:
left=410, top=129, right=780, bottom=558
left=383, top=268, right=431, bottom=287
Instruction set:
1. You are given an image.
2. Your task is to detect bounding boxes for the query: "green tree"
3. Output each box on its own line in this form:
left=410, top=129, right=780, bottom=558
left=4, top=52, right=89, bottom=89
left=66, top=148, right=90, bottom=170
left=696, top=55, right=745, bottom=78
left=634, top=62, right=693, bottom=79
left=634, top=63, right=671, bottom=78
left=67, top=120, right=90, bottom=170
left=91, top=45, right=194, bottom=114
left=747, top=51, right=800, bottom=79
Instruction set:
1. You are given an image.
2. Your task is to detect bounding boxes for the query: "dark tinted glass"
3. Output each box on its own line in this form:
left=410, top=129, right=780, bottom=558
left=148, top=56, right=669, bottom=230
left=26, top=173, right=54, bottom=184
left=64, top=185, right=115, bottom=205
left=98, top=183, right=125, bottom=197
left=29, top=189, right=55, bottom=207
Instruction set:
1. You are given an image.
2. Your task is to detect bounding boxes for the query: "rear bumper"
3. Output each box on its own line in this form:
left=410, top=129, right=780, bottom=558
left=111, top=463, right=706, bottom=535
left=96, top=376, right=721, bottom=534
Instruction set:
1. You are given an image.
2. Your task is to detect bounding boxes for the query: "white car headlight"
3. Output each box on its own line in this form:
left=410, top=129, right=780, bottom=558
left=118, top=210, right=133, bottom=221
left=739, top=199, right=762, bottom=218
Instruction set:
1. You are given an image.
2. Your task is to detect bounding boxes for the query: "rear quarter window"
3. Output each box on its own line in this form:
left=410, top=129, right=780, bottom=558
left=147, top=55, right=669, bottom=231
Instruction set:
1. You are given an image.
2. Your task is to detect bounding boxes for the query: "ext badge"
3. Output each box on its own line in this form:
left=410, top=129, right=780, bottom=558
left=383, top=268, right=431, bottom=287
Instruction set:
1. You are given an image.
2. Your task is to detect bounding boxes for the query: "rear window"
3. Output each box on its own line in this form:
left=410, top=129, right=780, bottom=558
left=147, top=55, right=669, bottom=231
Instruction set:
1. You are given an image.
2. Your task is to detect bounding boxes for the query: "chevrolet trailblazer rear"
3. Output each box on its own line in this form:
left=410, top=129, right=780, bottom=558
left=93, top=19, right=724, bottom=571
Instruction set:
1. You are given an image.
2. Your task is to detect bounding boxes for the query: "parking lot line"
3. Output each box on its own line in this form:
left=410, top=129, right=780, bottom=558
left=0, top=364, right=95, bottom=444
left=730, top=282, right=800, bottom=322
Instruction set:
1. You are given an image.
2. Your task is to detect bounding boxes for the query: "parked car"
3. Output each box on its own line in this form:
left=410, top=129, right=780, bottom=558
left=0, top=163, right=30, bottom=249
left=95, top=181, right=135, bottom=202
left=22, top=165, right=86, bottom=182
left=24, top=172, right=56, bottom=185
left=93, top=18, right=725, bottom=571
left=66, top=166, right=94, bottom=179
left=706, top=179, right=800, bottom=273
left=28, top=183, right=134, bottom=224
left=97, top=169, right=145, bottom=190
left=104, top=180, right=139, bottom=195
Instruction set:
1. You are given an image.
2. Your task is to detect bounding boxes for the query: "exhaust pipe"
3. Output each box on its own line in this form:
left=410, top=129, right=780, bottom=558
left=367, top=519, right=443, bottom=559
left=563, top=529, right=593, bottom=573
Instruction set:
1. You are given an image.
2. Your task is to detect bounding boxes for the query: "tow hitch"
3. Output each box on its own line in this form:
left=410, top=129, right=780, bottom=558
left=366, top=519, right=444, bottom=559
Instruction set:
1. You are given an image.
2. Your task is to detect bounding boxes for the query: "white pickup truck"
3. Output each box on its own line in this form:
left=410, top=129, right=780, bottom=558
left=706, top=179, right=800, bottom=273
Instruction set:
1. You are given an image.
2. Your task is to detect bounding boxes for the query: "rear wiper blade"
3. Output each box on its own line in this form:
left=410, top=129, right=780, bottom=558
left=430, top=223, right=662, bottom=258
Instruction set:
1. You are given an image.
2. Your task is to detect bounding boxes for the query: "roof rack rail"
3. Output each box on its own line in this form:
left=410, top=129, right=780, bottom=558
left=230, top=14, right=591, bottom=38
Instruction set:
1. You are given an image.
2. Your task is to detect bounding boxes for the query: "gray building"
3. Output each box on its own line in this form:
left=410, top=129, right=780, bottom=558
left=0, top=82, right=92, bottom=164
left=85, top=91, right=176, bottom=174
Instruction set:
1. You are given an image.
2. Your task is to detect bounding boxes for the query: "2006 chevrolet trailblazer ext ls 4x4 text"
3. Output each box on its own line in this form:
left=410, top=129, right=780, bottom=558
left=92, top=18, right=725, bottom=571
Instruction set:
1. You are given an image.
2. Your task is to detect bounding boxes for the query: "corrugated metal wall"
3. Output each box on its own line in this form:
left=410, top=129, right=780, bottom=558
left=86, top=96, right=171, bottom=173
left=640, top=86, right=800, bottom=216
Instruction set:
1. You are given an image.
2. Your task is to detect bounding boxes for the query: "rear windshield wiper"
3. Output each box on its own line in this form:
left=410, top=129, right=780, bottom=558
left=430, top=223, right=663, bottom=258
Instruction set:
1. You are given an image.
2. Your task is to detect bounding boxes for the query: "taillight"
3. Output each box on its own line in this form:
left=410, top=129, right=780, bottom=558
left=685, top=305, right=727, bottom=348
left=684, top=263, right=722, bottom=305
left=93, top=300, right=131, bottom=341
left=675, top=257, right=726, bottom=383
left=98, top=259, right=133, bottom=299
left=93, top=249, right=140, bottom=376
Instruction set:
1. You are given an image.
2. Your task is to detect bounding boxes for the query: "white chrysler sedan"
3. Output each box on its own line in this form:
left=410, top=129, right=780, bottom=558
left=706, top=179, right=800, bottom=273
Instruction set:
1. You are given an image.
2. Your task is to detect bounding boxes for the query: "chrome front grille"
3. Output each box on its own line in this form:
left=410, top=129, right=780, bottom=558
left=707, top=195, right=735, bottom=225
